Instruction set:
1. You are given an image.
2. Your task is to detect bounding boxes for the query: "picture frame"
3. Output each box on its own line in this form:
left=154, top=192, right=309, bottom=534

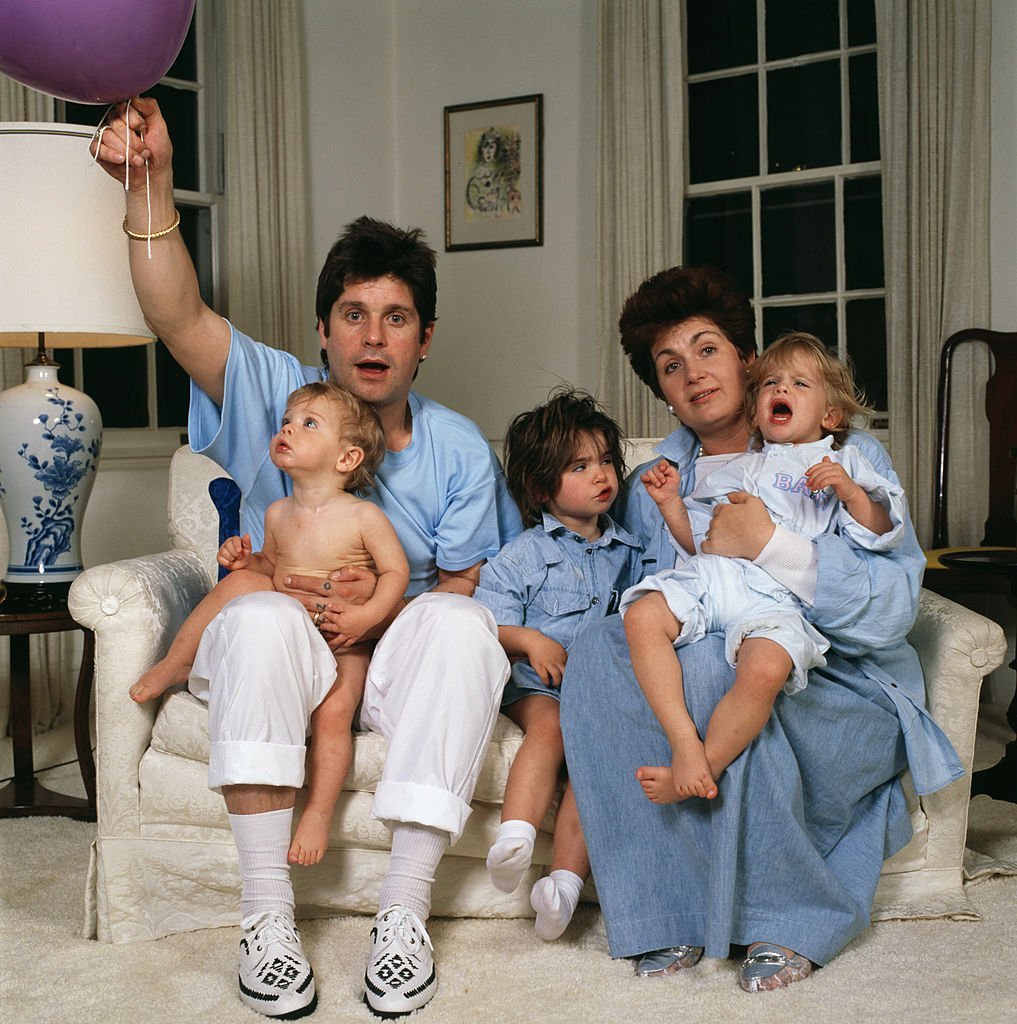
left=444, top=94, right=543, bottom=251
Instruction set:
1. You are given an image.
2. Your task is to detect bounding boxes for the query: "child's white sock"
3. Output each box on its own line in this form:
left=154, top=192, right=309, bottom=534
left=378, top=823, right=449, bottom=921
left=229, top=808, right=295, bottom=926
left=486, top=819, right=537, bottom=893
left=530, top=869, right=584, bottom=941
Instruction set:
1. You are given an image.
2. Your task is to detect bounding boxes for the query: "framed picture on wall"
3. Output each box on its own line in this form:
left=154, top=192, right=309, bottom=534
left=444, top=94, right=543, bottom=251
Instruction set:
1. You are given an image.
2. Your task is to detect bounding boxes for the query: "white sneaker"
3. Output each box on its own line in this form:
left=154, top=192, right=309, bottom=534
left=363, top=904, right=436, bottom=1018
left=238, top=912, right=317, bottom=1019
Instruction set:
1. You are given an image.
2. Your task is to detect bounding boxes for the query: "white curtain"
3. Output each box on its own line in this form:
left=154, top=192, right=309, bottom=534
left=877, top=0, right=992, bottom=547
left=224, top=0, right=310, bottom=357
left=596, top=0, right=685, bottom=438
left=0, top=77, right=51, bottom=391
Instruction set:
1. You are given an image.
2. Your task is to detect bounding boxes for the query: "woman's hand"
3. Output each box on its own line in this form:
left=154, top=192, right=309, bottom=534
left=701, top=492, right=775, bottom=560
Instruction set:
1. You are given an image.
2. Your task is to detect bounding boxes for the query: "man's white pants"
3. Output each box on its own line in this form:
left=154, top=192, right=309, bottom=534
left=189, top=590, right=509, bottom=841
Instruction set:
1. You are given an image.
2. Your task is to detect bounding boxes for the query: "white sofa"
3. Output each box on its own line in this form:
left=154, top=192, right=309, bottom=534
left=68, top=442, right=1007, bottom=943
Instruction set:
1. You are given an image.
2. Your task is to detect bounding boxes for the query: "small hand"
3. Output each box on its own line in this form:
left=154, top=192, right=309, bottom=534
left=217, top=533, right=252, bottom=571
left=640, top=460, right=682, bottom=509
left=804, top=456, right=860, bottom=504
left=525, top=634, right=568, bottom=688
left=701, top=492, right=775, bottom=560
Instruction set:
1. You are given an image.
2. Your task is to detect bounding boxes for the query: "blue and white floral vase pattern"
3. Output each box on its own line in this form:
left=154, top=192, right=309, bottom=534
left=0, top=360, right=101, bottom=585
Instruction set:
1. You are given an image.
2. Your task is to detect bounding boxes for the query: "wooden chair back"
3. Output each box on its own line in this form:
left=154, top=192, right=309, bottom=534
left=933, top=328, right=1017, bottom=548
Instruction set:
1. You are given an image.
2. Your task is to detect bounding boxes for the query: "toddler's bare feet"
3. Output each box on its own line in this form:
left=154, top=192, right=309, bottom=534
left=288, top=811, right=331, bottom=866
left=129, top=660, right=188, bottom=703
left=636, top=763, right=718, bottom=804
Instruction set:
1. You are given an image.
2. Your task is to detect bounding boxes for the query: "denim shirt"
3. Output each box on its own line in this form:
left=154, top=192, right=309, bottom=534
left=475, top=513, right=648, bottom=690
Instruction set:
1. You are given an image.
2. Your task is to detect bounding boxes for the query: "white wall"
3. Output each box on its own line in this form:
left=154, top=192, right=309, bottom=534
left=302, top=0, right=598, bottom=441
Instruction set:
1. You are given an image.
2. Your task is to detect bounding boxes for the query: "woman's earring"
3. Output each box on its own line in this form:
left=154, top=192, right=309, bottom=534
left=667, top=404, right=676, bottom=417
left=419, top=354, right=427, bottom=362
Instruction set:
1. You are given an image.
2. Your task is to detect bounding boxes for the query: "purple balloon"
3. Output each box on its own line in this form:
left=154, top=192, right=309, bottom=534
left=0, top=0, right=196, bottom=104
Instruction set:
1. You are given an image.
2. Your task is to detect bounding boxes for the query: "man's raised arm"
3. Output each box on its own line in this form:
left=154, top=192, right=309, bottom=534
left=91, top=97, right=230, bottom=404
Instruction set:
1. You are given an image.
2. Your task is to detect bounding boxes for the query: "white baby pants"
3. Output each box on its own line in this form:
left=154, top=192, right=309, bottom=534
left=189, top=590, right=508, bottom=841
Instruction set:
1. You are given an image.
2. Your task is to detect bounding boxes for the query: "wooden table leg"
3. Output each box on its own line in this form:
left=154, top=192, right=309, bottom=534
left=74, top=629, right=96, bottom=809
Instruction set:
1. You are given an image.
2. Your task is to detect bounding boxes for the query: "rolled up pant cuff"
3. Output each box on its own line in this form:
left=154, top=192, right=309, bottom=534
left=372, top=780, right=471, bottom=842
left=208, top=740, right=307, bottom=792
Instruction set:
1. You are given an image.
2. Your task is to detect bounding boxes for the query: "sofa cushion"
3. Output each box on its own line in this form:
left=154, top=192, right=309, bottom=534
left=150, top=690, right=525, bottom=804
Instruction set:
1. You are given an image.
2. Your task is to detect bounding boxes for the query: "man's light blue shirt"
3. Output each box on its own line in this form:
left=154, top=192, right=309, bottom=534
left=188, top=322, right=523, bottom=596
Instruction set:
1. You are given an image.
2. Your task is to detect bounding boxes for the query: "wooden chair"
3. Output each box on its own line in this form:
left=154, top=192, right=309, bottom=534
left=923, top=328, right=1017, bottom=801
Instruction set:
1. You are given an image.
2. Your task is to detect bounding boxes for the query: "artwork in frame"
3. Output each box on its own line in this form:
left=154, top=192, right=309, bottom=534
left=444, top=94, right=543, bottom=251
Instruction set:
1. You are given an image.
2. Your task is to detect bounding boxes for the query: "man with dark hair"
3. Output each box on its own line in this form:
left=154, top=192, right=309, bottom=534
left=94, top=97, right=522, bottom=1021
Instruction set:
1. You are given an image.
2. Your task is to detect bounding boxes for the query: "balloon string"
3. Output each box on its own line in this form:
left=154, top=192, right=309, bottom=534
left=90, top=101, right=154, bottom=260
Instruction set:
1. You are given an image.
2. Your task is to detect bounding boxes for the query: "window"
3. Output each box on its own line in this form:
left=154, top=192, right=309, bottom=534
left=57, top=1, right=223, bottom=451
left=683, top=0, right=886, bottom=426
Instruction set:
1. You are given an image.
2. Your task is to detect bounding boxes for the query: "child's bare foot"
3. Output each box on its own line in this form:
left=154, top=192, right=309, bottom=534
left=671, top=744, right=718, bottom=800
left=637, top=765, right=683, bottom=803
left=129, top=660, right=188, bottom=703
left=288, top=811, right=331, bottom=866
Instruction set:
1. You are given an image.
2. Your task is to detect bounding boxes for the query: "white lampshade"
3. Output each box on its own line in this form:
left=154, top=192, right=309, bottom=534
left=0, top=122, right=152, bottom=347
left=0, top=123, right=155, bottom=606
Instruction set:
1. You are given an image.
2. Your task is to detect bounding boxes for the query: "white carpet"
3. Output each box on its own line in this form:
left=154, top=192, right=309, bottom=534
left=3, top=710, right=1016, bottom=1024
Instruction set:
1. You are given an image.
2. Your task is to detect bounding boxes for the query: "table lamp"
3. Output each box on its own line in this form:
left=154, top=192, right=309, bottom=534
left=0, top=122, right=154, bottom=611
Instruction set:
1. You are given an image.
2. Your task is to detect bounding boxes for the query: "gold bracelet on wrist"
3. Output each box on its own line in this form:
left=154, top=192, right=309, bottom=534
left=122, top=210, right=181, bottom=241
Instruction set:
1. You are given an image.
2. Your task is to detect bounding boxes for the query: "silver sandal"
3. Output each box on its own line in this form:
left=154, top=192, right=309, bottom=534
left=739, top=942, right=811, bottom=992
left=634, top=945, right=704, bottom=977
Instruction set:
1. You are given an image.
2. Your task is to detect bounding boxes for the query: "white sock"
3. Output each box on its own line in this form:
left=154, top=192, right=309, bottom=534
left=229, top=808, right=295, bottom=927
left=486, top=820, right=537, bottom=894
left=378, top=824, right=449, bottom=921
left=530, top=869, right=584, bottom=941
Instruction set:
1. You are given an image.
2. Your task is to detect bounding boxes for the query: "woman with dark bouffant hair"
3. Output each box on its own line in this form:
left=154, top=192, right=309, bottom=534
left=560, top=265, right=961, bottom=993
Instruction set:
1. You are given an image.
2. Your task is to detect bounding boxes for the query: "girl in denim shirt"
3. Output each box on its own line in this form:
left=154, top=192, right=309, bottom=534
left=474, top=388, right=646, bottom=941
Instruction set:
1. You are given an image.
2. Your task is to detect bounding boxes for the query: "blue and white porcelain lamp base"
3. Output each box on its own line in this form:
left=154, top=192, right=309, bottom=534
left=0, top=342, right=101, bottom=611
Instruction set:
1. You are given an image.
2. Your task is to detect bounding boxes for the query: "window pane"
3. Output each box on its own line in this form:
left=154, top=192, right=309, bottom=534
left=62, top=101, right=106, bottom=128
left=684, top=193, right=754, bottom=297
left=767, top=60, right=841, bottom=173
left=762, top=304, right=837, bottom=348
left=167, top=17, right=197, bottom=80
left=846, top=298, right=887, bottom=411
left=849, top=52, right=880, bottom=163
left=761, top=183, right=835, bottom=295
left=847, top=0, right=877, bottom=46
left=688, top=75, right=759, bottom=183
left=766, top=0, right=838, bottom=60
left=150, top=83, right=198, bottom=191
left=844, top=176, right=883, bottom=290
left=82, top=346, right=149, bottom=428
left=686, top=0, right=757, bottom=75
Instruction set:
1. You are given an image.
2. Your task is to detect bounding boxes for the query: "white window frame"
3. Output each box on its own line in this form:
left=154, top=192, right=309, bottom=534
left=63, top=0, right=225, bottom=463
left=684, top=0, right=886, bottom=435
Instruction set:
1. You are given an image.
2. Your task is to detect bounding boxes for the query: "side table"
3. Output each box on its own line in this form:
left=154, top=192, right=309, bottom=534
left=0, top=605, right=96, bottom=820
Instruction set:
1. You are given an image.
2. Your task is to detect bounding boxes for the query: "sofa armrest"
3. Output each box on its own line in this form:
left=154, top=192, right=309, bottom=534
left=69, top=550, right=211, bottom=836
left=910, top=588, right=1008, bottom=773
